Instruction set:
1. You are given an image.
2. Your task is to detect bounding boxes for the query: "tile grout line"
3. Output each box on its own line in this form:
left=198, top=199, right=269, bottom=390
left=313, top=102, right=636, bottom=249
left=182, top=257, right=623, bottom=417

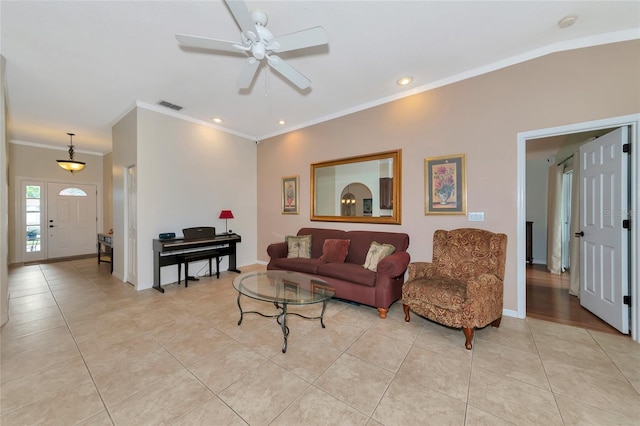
left=41, top=261, right=117, bottom=426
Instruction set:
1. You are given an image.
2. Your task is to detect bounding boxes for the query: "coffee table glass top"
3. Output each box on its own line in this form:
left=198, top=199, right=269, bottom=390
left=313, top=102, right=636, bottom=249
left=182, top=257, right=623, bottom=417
left=233, top=270, right=335, bottom=305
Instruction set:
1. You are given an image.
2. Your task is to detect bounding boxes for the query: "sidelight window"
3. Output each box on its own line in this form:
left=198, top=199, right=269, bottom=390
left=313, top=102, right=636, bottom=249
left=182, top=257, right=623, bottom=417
left=26, top=185, right=41, bottom=253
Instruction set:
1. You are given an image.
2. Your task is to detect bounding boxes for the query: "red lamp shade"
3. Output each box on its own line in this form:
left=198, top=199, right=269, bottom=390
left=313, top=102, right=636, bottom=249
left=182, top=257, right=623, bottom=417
left=219, top=210, right=234, bottom=233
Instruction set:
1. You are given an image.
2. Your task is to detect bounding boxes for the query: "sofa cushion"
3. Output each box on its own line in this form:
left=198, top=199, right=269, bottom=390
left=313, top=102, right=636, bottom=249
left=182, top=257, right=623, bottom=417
left=319, top=239, right=350, bottom=263
left=286, top=235, right=312, bottom=258
left=317, top=262, right=377, bottom=287
left=344, top=231, right=409, bottom=265
left=270, top=257, right=320, bottom=275
left=363, top=241, right=395, bottom=272
left=298, top=228, right=347, bottom=258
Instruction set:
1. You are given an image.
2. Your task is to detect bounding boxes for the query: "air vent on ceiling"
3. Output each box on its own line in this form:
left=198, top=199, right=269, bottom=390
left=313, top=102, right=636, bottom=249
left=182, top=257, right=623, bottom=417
left=158, top=100, right=183, bottom=111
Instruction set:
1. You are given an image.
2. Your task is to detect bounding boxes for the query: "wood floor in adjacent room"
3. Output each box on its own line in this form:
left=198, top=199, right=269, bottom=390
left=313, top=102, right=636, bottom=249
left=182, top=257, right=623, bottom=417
left=526, top=263, right=622, bottom=336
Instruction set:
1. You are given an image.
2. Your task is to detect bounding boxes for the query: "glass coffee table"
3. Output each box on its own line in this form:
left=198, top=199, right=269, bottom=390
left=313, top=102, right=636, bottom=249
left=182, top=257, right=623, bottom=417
left=232, top=271, right=335, bottom=353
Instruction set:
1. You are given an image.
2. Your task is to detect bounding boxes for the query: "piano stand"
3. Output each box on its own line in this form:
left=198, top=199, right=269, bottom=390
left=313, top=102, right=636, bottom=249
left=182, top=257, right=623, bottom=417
left=153, top=233, right=242, bottom=293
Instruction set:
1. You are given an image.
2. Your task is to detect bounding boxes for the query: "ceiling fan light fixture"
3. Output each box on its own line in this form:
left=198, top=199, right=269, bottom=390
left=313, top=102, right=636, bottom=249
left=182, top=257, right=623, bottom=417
left=176, top=0, right=328, bottom=92
left=397, top=76, right=413, bottom=86
left=57, top=133, right=86, bottom=174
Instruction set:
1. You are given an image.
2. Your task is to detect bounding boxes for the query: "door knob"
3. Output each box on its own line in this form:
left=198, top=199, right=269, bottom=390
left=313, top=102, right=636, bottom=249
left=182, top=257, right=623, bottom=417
left=574, top=231, right=584, bottom=237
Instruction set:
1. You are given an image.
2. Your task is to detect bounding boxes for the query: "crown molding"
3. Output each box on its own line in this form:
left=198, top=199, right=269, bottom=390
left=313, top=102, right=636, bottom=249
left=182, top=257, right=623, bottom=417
left=10, top=139, right=105, bottom=156
left=258, top=28, right=640, bottom=141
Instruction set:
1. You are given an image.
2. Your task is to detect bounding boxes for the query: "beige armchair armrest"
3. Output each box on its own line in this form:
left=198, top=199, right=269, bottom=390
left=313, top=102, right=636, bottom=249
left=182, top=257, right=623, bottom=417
left=407, top=262, right=438, bottom=281
left=466, top=274, right=503, bottom=298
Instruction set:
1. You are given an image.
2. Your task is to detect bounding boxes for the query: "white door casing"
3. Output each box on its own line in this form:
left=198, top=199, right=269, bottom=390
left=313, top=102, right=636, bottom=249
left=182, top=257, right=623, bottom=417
left=578, top=127, right=629, bottom=334
left=47, top=183, right=97, bottom=258
left=126, top=166, right=138, bottom=286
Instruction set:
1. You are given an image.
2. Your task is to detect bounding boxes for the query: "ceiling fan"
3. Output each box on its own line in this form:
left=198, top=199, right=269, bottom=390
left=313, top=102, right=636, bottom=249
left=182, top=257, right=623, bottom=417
left=176, top=0, right=328, bottom=90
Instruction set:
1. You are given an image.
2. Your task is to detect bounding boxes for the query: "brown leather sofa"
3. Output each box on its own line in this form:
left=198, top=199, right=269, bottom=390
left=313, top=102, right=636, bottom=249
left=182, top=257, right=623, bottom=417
left=267, top=227, right=410, bottom=318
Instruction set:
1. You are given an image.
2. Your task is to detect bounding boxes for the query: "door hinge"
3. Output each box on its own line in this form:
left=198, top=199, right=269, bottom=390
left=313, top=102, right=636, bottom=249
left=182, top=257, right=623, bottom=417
left=623, top=143, right=631, bottom=154
left=623, top=219, right=630, bottom=230
left=623, top=295, right=631, bottom=307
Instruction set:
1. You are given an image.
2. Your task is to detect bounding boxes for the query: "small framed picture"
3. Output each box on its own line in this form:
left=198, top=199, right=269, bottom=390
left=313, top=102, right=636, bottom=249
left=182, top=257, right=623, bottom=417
left=281, top=175, right=299, bottom=214
left=425, top=154, right=467, bottom=215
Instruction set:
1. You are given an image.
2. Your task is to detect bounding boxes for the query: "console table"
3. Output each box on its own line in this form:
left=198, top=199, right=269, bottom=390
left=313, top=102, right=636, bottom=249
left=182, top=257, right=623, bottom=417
left=97, top=233, right=113, bottom=273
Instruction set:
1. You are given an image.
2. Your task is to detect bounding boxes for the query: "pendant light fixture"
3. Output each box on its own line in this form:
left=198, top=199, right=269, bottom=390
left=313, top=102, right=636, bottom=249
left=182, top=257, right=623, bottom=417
left=57, top=132, right=85, bottom=173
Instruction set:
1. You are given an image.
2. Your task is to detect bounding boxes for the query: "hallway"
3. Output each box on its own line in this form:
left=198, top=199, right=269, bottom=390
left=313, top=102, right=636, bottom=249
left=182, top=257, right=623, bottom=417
left=526, top=264, right=622, bottom=336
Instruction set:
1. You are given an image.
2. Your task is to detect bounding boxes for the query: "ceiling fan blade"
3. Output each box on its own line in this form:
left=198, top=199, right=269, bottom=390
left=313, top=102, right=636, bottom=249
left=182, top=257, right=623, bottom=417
left=237, top=57, right=260, bottom=89
left=270, top=27, right=328, bottom=53
left=267, top=55, right=311, bottom=90
left=175, top=34, right=244, bottom=53
left=224, top=0, right=259, bottom=42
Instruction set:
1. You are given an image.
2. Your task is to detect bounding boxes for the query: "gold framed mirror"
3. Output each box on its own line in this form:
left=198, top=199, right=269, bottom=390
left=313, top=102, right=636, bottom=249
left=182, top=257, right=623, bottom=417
left=310, top=149, right=401, bottom=224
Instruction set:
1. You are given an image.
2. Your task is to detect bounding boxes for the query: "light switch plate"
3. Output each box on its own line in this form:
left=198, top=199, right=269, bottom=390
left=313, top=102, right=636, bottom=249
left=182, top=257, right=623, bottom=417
left=468, top=212, right=484, bottom=222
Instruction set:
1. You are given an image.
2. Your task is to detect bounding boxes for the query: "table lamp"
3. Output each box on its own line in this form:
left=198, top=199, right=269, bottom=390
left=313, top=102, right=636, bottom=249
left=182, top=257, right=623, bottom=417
left=219, top=210, right=234, bottom=233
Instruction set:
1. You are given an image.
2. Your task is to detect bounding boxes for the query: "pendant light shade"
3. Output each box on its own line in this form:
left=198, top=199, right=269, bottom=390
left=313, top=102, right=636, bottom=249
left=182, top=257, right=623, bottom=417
left=57, top=133, right=85, bottom=173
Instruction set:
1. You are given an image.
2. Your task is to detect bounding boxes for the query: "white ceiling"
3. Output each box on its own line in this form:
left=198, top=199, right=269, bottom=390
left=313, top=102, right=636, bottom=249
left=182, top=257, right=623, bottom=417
left=2, top=1, right=639, bottom=154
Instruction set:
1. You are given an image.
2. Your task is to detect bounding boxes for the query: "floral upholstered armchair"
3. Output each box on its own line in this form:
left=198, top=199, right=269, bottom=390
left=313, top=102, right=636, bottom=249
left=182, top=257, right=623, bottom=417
left=402, top=228, right=507, bottom=349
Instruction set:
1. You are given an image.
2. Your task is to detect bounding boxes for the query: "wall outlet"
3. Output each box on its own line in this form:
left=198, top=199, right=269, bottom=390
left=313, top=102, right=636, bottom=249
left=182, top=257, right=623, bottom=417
left=468, top=212, right=485, bottom=222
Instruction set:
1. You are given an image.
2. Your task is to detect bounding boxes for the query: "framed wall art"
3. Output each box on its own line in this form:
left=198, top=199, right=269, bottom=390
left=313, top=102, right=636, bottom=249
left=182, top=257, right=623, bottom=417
left=425, top=154, right=467, bottom=215
left=281, top=175, right=299, bottom=214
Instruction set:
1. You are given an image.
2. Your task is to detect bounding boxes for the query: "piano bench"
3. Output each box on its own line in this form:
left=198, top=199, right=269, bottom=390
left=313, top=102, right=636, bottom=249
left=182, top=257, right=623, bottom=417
left=177, top=249, right=223, bottom=286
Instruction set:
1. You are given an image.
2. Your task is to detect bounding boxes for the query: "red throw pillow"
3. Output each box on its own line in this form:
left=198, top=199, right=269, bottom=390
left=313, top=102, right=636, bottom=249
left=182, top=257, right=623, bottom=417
left=319, top=239, right=350, bottom=263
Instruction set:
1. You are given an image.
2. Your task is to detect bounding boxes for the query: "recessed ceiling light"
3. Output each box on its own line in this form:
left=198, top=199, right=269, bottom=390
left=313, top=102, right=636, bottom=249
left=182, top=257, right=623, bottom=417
left=212, top=117, right=223, bottom=123
left=278, top=120, right=286, bottom=125
left=397, top=77, right=413, bottom=86
left=558, top=15, right=577, bottom=29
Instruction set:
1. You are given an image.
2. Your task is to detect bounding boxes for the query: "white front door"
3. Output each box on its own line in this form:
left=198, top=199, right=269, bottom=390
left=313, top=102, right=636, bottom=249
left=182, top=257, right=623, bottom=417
left=578, top=127, right=629, bottom=333
left=47, top=183, right=97, bottom=258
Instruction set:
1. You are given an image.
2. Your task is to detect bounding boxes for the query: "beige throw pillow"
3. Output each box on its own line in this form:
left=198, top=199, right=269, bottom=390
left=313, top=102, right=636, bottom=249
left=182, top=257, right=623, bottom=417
left=363, top=241, right=395, bottom=271
left=286, top=235, right=312, bottom=259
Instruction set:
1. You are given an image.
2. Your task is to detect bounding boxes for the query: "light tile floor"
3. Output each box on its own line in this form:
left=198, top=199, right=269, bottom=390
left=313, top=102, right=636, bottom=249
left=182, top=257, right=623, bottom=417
left=2, top=258, right=640, bottom=425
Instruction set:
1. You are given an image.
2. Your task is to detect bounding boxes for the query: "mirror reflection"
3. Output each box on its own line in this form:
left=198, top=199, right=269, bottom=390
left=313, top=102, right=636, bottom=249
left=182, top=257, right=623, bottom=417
left=311, top=150, right=401, bottom=224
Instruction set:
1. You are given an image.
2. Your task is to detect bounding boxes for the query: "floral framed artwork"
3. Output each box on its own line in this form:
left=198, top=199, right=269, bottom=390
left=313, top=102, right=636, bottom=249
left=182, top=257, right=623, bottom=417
left=425, top=154, right=467, bottom=215
left=281, top=175, right=299, bottom=214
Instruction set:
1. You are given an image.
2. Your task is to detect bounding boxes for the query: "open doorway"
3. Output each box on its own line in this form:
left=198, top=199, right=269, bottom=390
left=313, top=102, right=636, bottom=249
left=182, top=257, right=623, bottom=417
left=525, top=127, right=622, bottom=333
left=517, top=116, right=640, bottom=343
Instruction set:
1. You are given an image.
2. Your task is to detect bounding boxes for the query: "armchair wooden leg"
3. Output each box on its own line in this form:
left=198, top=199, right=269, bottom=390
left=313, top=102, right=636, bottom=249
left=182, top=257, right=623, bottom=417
left=491, top=317, right=502, bottom=328
left=403, top=304, right=410, bottom=322
left=463, top=327, right=474, bottom=350
left=377, top=308, right=388, bottom=319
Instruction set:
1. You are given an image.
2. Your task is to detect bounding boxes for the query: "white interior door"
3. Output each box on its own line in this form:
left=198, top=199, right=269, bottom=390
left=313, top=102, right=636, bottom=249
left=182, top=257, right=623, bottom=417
left=47, top=183, right=97, bottom=258
left=126, top=166, right=138, bottom=285
left=578, top=127, right=629, bottom=333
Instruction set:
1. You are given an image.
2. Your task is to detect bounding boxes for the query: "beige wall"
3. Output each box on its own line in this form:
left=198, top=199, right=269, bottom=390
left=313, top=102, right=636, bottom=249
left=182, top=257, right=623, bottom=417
left=257, top=40, right=640, bottom=313
left=112, top=106, right=257, bottom=289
